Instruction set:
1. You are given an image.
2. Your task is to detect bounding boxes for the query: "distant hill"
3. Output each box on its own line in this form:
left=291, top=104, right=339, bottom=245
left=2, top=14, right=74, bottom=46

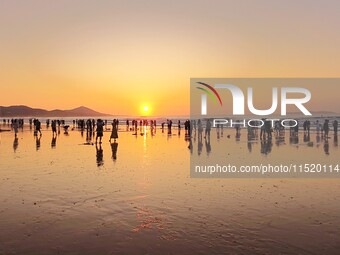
left=0, top=105, right=111, bottom=117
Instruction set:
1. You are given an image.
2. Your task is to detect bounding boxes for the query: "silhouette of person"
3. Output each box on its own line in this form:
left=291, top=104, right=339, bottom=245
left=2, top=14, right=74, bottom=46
left=35, top=119, right=42, bottom=136
left=51, top=120, right=57, bottom=135
left=110, top=119, right=118, bottom=142
left=135, top=120, right=138, bottom=135
left=96, top=119, right=105, bottom=143
left=167, top=119, right=172, bottom=135
left=13, top=119, right=19, bottom=138
left=86, top=130, right=93, bottom=144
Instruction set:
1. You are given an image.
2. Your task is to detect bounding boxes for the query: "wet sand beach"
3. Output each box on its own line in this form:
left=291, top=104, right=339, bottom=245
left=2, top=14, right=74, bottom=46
left=1, top=124, right=340, bottom=254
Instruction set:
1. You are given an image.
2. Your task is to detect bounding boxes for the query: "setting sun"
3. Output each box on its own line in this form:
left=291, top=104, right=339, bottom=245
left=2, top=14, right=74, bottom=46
left=140, top=104, right=151, bottom=116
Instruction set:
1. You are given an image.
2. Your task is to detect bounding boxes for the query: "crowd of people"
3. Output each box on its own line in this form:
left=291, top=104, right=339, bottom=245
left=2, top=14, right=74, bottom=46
left=1, top=117, right=338, bottom=157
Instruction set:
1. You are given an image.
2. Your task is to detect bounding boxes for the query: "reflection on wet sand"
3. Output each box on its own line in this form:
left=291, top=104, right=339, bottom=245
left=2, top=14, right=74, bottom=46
left=189, top=119, right=340, bottom=157
left=110, top=141, right=118, bottom=161
left=0, top=118, right=340, bottom=254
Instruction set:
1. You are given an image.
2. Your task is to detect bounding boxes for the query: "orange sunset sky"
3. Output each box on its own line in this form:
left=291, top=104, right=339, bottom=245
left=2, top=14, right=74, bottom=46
left=1, top=0, right=340, bottom=116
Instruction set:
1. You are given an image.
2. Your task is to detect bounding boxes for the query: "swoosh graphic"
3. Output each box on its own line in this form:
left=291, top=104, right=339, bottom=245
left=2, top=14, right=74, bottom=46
left=197, top=82, right=223, bottom=106
left=196, top=87, right=217, bottom=104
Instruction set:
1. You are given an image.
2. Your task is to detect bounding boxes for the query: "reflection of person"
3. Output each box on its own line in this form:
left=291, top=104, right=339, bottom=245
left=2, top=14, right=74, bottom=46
left=303, top=133, right=310, bottom=142
left=188, top=138, right=193, bottom=154
left=260, top=140, right=272, bottom=155
left=13, top=137, right=19, bottom=152
left=51, top=134, right=57, bottom=148
left=197, top=120, right=203, bottom=141
left=324, top=139, right=329, bottom=155
left=110, top=141, right=118, bottom=161
left=197, top=138, right=203, bottom=156
left=13, top=120, right=19, bottom=138
left=96, top=143, right=104, bottom=166
left=247, top=141, right=252, bottom=153
left=205, top=119, right=211, bottom=140
left=205, top=138, right=211, bottom=155
left=36, top=135, right=41, bottom=151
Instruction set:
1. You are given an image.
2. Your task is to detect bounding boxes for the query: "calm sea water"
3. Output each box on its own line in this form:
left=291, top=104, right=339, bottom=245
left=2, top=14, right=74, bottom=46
left=1, top=123, right=340, bottom=254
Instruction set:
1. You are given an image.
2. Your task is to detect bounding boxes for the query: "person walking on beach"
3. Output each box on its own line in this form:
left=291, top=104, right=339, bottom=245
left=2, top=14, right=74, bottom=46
left=35, top=119, right=42, bottom=136
left=13, top=119, right=19, bottom=138
left=96, top=119, right=105, bottom=143
left=110, top=119, right=118, bottom=142
left=333, top=119, right=338, bottom=134
left=51, top=120, right=57, bottom=135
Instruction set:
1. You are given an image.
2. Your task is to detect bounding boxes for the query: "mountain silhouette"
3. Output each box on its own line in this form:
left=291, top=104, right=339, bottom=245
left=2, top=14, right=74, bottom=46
left=0, top=105, right=111, bottom=117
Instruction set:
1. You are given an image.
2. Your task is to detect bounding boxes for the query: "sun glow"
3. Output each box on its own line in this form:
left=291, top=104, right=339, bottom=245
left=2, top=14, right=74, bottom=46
left=140, top=104, right=151, bottom=116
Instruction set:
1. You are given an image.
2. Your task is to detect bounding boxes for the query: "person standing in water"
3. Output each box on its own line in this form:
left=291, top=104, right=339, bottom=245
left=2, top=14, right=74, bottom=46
left=96, top=119, right=105, bottom=144
left=110, top=119, right=118, bottom=142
